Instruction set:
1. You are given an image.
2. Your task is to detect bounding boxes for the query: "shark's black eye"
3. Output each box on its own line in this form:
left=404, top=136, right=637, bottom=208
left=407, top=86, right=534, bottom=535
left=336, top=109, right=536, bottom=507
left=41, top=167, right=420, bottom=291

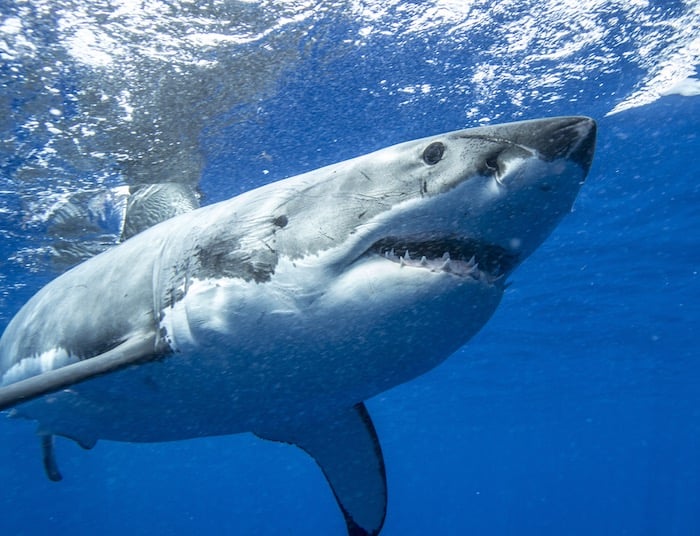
left=422, top=142, right=445, bottom=165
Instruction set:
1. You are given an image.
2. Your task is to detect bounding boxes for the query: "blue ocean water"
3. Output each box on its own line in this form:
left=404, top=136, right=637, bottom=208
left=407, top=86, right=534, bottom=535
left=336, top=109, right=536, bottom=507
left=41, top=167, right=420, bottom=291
left=1, top=2, right=699, bottom=535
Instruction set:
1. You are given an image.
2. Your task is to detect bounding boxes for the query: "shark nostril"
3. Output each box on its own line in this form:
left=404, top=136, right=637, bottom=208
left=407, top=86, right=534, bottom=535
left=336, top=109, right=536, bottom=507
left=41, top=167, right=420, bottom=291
left=485, top=156, right=499, bottom=172
left=482, top=151, right=505, bottom=181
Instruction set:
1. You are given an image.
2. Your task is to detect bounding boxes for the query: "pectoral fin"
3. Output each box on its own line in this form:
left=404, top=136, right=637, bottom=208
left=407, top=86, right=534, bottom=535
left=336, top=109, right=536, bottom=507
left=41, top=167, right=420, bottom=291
left=0, top=331, right=158, bottom=412
left=256, top=402, right=387, bottom=536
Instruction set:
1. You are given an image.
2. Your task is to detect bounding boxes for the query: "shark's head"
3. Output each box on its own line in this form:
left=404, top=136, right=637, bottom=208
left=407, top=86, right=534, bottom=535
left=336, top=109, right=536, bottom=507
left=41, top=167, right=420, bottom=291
left=263, top=116, right=596, bottom=289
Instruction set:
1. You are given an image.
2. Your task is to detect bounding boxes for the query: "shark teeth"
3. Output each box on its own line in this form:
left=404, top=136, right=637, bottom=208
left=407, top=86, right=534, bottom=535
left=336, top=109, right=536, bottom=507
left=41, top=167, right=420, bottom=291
left=379, top=248, right=500, bottom=283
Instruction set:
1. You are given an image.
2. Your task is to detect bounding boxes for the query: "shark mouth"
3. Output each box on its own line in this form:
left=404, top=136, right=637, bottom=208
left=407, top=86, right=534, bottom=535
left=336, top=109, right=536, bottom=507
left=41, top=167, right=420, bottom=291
left=368, top=237, right=519, bottom=284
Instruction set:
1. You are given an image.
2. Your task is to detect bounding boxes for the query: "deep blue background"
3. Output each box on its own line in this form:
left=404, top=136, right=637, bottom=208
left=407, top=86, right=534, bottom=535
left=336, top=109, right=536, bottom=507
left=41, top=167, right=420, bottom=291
left=1, top=8, right=699, bottom=536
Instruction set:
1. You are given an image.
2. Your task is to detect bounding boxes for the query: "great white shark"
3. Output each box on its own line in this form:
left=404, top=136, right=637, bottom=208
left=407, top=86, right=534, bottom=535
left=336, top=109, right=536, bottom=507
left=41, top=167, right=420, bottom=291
left=0, top=116, right=596, bottom=535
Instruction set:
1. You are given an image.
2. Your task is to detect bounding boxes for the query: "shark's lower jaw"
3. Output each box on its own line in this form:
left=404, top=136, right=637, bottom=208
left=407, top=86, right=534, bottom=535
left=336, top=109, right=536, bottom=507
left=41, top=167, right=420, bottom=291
left=366, top=237, right=519, bottom=285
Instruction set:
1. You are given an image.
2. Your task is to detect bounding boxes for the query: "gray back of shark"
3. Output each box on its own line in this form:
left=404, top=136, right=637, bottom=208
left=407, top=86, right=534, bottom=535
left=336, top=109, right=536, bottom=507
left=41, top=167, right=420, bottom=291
left=0, top=116, right=596, bottom=536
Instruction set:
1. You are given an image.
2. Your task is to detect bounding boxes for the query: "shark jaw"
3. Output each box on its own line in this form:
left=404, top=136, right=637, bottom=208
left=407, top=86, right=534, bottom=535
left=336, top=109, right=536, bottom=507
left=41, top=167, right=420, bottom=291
left=368, top=237, right=517, bottom=285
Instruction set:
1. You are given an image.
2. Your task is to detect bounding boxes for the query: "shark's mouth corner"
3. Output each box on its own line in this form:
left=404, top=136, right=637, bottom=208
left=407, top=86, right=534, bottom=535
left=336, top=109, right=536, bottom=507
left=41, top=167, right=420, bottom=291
left=365, top=236, right=519, bottom=285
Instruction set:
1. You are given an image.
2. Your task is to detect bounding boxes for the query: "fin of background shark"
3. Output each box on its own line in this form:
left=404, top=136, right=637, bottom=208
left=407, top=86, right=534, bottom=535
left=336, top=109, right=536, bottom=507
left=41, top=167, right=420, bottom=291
left=120, top=183, right=201, bottom=240
left=42, top=182, right=200, bottom=270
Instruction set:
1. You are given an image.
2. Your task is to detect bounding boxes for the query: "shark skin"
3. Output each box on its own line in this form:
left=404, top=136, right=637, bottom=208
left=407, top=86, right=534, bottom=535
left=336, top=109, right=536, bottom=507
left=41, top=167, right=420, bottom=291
left=0, top=116, right=596, bottom=535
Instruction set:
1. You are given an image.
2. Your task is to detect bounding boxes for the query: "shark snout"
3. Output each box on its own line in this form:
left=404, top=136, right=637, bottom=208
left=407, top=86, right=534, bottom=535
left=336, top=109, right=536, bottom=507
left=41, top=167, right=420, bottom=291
left=533, top=116, right=597, bottom=171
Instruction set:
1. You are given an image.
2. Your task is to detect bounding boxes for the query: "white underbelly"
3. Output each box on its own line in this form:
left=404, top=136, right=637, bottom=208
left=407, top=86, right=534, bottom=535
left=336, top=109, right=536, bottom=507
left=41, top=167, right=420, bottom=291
left=14, top=269, right=502, bottom=444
